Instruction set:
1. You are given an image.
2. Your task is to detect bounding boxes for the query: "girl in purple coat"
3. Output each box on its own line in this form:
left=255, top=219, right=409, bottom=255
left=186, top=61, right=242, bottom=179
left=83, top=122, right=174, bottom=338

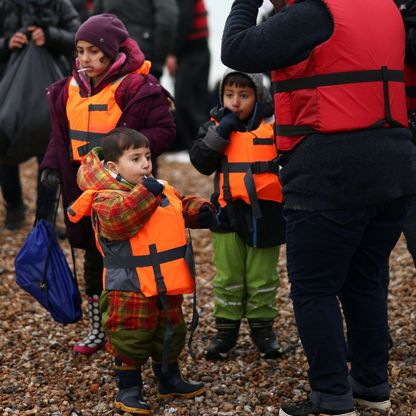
left=40, top=13, right=176, bottom=355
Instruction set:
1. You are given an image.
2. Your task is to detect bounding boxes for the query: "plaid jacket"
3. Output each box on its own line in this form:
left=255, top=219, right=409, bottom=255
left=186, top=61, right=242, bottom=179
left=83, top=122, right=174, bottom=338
left=73, top=147, right=213, bottom=240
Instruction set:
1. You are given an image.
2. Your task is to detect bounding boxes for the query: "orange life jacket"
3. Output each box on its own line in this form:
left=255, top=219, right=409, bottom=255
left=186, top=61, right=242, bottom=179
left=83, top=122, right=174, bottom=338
left=214, top=121, right=282, bottom=220
left=271, top=0, right=408, bottom=152
left=67, top=183, right=194, bottom=297
left=67, top=61, right=151, bottom=161
left=188, top=0, right=209, bottom=41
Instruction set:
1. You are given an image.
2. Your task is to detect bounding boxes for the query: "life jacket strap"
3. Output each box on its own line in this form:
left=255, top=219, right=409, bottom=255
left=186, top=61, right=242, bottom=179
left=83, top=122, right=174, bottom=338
left=272, top=68, right=404, bottom=93
left=69, top=129, right=106, bottom=157
left=103, top=244, right=187, bottom=269
left=273, top=67, right=405, bottom=137
left=216, top=159, right=279, bottom=221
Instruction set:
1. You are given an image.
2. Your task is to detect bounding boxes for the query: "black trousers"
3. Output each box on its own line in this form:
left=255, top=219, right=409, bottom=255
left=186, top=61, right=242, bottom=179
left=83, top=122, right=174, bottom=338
left=171, top=46, right=210, bottom=151
left=84, top=244, right=103, bottom=297
left=284, top=197, right=409, bottom=410
left=402, top=195, right=416, bottom=265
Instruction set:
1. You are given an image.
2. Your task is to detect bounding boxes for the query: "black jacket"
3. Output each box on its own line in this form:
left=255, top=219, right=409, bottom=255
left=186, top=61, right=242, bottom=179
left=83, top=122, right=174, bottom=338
left=190, top=102, right=285, bottom=248
left=0, top=0, right=80, bottom=78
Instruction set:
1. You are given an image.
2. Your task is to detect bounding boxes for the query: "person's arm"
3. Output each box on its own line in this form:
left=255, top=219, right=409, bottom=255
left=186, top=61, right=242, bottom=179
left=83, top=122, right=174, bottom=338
left=400, top=1, right=416, bottom=63
left=221, top=0, right=333, bottom=73
left=92, top=184, right=161, bottom=240
left=40, top=79, right=70, bottom=172
left=118, top=76, right=176, bottom=157
left=173, top=187, right=216, bottom=229
left=190, top=120, right=229, bottom=176
left=171, top=0, right=195, bottom=58
left=153, top=0, right=179, bottom=63
left=44, top=0, right=80, bottom=54
left=0, top=3, right=21, bottom=62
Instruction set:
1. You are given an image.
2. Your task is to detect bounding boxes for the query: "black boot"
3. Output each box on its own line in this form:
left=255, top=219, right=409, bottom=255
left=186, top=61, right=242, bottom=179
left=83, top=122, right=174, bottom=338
left=249, top=319, right=283, bottom=358
left=114, top=363, right=152, bottom=415
left=152, top=361, right=206, bottom=399
left=206, top=318, right=240, bottom=360
left=4, top=202, right=27, bottom=230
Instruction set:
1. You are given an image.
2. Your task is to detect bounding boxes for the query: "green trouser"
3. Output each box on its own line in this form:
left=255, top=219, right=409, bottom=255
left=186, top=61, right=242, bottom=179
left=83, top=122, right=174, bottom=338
left=212, top=232, right=279, bottom=321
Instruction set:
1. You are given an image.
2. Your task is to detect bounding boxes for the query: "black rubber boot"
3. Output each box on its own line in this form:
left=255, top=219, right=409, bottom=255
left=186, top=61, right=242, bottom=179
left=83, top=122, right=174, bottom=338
left=4, top=202, right=27, bottom=230
left=114, top=364, right=152, bottom=415
left=206, top=318, right=240, bottom=360
left=249, top=319, right=283, bottom=358
left=152, top=361, right=206, bottom=399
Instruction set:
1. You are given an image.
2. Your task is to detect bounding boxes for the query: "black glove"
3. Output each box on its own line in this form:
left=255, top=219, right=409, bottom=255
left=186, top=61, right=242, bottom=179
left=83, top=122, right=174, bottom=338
left=142, top=176, right=164, bottom=196
left=40, top=168, right=61, bottom=188
left=216, top=111, right=241, bottom=139
left=197, top=204, right=217, bottom=228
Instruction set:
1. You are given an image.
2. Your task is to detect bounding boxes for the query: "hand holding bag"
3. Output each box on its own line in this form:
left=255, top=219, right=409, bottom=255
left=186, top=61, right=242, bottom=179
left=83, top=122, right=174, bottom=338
left=0, top=41, right=64, bottom=162
left=14, top=191, right=82, bottom=324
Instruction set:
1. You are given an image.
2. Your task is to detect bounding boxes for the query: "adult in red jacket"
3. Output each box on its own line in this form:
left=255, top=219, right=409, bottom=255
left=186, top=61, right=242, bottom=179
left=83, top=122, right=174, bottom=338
left=222, top=0, right=416, bottom=415
left=40, top=14, right=176, bottom=355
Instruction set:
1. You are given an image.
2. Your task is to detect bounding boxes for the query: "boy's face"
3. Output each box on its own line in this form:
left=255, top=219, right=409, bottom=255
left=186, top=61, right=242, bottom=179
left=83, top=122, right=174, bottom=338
left=76, top=40, right=112, bottom=81
left=223, top=84, right=256, bottom=121
left=108, top=146, right=152, bottom=185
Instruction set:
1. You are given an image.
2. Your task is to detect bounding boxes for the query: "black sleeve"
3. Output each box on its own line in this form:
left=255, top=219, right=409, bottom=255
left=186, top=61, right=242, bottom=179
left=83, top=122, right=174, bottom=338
left=189, top=120, right=226, bottom=176
left=221, top=0, right=333, bottom=73
left=45, top=0, right=80, bottom=55
left=171, top=0, right=195, bottom=57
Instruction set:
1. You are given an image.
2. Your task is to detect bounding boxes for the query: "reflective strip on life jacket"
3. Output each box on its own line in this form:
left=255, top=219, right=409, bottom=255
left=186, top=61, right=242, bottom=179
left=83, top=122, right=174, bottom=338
left=271, top=0, right=408, bottom=152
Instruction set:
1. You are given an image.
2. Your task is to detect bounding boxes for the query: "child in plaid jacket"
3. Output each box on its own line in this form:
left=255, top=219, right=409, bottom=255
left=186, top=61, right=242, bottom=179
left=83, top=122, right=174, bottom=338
left=68, top=127, right=215, bottom=415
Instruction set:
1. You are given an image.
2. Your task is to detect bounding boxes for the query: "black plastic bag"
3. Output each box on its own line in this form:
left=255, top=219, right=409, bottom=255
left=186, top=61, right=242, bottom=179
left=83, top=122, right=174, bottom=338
left=0, top=41, right=64, bottom=163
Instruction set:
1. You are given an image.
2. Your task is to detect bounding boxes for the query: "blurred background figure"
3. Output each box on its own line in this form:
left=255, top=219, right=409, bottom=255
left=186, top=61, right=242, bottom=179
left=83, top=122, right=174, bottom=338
left=0, top=0, right=80, bottom=230
left=166, top=0, right=210, bottom=152
left=92, top=0, right=179, bottom=81
left=70, top=0, right=93, bottom=22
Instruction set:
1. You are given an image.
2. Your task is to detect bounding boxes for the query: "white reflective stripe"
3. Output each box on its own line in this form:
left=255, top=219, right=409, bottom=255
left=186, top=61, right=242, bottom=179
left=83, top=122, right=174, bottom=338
left=224, top=284, right=244, bottom=291
left=246, top=301, right=275, bottom=308
left=255, top=287, right=276, bottom=294
left=216, top=297, right=243, bottom=307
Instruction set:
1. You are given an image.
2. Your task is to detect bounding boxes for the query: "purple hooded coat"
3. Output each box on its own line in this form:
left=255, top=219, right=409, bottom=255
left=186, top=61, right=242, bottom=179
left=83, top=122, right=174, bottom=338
left=41, top=37, right=176, bottom=248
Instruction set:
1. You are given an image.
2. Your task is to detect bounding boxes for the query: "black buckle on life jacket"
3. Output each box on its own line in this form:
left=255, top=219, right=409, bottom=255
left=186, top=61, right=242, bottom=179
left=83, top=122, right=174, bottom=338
left=250, top=161, right=279, bottom=174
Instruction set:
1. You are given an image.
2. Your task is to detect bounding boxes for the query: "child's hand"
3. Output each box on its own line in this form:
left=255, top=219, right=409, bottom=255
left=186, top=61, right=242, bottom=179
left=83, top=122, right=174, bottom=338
left=217, top=111, right=241, bottom=139
left=142, top=176, right=164, bottom=196
left=40, top=169, right=61, bottom=188
left=197, top=204, right=217, bottom=228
